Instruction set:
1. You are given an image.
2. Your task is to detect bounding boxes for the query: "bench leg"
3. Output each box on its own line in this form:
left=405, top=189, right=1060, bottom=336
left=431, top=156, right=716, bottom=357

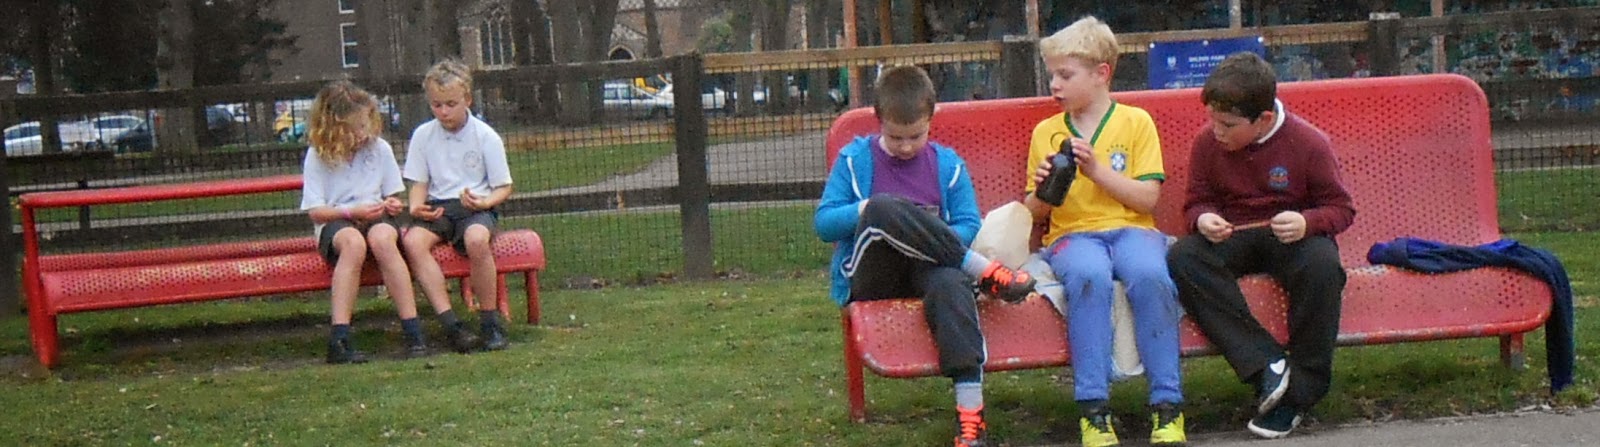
left=1500, top=334, right=1527, bottom=370
left=842, top=310, right=867, bottom=423
left=525, top=271, right=541, bottom=325
left=496, top=274, right=511, bottom=323
left=460, top=278, right=475, bottom=309
left=29, top=311, right=59, bottom=369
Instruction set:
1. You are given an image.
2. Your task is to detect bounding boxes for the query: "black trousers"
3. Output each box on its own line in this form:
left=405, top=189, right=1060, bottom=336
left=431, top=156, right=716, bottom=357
left=1167, top=228, right=1345, bottom=409
left=846, top=194, right=984, bottom=381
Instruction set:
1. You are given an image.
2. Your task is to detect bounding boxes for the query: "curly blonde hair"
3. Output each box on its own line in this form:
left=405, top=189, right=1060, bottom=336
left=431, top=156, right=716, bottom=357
left=308, top=80, right=382, bottom=166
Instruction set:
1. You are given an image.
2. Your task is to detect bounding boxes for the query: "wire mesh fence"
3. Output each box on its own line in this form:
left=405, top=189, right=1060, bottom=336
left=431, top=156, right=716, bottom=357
left=4, top=7, right=1597, bottom=301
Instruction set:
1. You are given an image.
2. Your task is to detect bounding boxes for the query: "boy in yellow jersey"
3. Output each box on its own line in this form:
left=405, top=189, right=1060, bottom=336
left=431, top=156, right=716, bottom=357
left=1021, top=16, right=1185, bottom=447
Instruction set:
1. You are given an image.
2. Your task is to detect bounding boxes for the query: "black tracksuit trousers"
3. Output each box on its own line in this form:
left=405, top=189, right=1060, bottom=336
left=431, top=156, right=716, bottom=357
left=1167, top=228, right=1345, bottom=409
left=846, top=194, right=984, bottom=381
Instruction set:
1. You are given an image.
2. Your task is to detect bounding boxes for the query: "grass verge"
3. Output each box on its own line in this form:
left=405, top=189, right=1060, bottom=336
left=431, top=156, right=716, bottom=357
left=0, top=231, right=1593, bottom=445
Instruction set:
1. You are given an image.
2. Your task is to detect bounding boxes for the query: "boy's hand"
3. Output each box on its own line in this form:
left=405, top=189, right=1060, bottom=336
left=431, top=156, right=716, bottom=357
left=382, top=197, right=405, bottom=216
left=1270, top=211, right=1308, bottom=244
left=1069, top=138, right=1104, bottom=181
left=351, top=203, right=384, bottom=223
left=1197, top=212, right=1233, bottom=243
left=410, top=203, right=444, bottom=221
left=1031, top=158, right=1053, bottom=187
left=461, top=189, right=490, bottom=211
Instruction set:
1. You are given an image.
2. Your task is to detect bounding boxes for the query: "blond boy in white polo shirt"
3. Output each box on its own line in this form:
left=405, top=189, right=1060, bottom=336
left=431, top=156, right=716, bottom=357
left=402, top=60, right=515, bottom=352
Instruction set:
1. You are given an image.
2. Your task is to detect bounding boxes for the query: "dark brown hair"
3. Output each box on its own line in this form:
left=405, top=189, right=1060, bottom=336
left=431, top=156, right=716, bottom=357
left=1202, top=52, right=1277, bottom=120
left=873, top=65, right=937, bottom=124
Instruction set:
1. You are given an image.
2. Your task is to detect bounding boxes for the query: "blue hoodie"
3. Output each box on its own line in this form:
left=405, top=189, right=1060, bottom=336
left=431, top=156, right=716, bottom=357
left=814, top=136, right=983, bottom=306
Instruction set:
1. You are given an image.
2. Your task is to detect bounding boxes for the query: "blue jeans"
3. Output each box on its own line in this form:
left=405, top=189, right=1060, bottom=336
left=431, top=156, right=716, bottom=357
left=1046, top=227, right=1183, bottom=405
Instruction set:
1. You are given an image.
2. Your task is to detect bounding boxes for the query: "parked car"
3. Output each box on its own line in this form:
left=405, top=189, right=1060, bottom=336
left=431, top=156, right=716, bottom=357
left=656, top=84, right=734, bottom=113
left=82, top=115, right=146, bottom=142
left=602, top=81, right=675, bottom=120
left=4, top=121, right=102, bottom=156
left=112, top=120, right=154, bottom=153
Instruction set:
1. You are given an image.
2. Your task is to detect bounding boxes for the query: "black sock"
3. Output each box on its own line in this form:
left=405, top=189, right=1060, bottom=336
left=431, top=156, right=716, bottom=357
left=478, top=310, right=502, bottom=331
left=436, top=309, right=462, bottom=330
left=400, top=317, right=424, bottom=345
left=331, top=324, right=351, bottom=341
left=1079, top=399, right=1109, bottom=416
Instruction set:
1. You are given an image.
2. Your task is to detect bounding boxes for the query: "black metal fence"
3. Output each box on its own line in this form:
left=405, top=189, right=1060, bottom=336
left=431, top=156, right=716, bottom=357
left=3, top=7, right=1597, bottom=313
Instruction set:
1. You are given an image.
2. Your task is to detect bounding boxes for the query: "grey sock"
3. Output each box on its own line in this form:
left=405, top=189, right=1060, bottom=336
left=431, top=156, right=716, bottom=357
left=955, top=381, right=984, bottom=410
left=961, top=251, right=994, bottom=278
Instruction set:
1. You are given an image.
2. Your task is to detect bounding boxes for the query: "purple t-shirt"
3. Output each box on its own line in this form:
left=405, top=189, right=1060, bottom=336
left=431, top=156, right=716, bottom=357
left=870, top=139, right=942, bottom=211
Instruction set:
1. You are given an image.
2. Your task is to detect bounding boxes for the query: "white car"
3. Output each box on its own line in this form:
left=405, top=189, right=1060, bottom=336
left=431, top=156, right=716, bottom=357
left=602, top=82, right=675, bottom=120
left=82, top=115, right=146, bottom=142
left=656, top=84, right=732, bottom=112
left=4, top=121, right=102, bottom=156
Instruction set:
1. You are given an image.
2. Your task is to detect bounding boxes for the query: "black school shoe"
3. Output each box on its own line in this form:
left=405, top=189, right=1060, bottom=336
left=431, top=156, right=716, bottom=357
left=326, top=338, right=370, bottom=364
left=1256, top=357, right=1291, bottom=414
left=403, top=339, right=430, bottom=359
left=1247, top=404, right=1302, bottom=439
left=448, top=325, right=481, bottom=353
left=481, top=324, right=510, bottom=351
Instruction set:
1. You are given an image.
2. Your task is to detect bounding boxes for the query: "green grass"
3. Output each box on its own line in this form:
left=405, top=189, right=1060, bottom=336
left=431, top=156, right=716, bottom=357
left=508, top=203, right=830, bottom=287
left=1497, top=166, right=1600, bottom=232
left=0, top=231, right=1592, bottom=445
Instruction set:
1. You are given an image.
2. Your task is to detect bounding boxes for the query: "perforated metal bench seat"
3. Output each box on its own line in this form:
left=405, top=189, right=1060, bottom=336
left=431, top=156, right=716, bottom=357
left=19, top=175, right=549, bottom=368
left=26, top=230, right=544, bottom=367
left=825, top=74, right=1554, bottom=421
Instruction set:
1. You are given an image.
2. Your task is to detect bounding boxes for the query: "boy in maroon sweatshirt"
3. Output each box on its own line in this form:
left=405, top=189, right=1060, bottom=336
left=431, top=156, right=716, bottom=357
left=1166, top=52, right=1356, bottom=440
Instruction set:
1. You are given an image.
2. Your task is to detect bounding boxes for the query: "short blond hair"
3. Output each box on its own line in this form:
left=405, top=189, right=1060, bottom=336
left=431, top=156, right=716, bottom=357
left=1039, top=16, right=1119, bottom=74
left=423, top=59, right=473, bottom=94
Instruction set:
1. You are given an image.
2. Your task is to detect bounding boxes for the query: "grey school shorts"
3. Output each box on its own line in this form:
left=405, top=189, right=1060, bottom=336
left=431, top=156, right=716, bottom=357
left=411, top=199, right=498, bottom=254
left=317, top=215, right=401, bottom=265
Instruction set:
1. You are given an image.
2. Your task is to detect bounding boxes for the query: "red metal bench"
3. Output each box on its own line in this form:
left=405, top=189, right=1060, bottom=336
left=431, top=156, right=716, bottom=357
left=20, top=175, right=548, bottom=368
left=824, top=74, right=1553, bottom=422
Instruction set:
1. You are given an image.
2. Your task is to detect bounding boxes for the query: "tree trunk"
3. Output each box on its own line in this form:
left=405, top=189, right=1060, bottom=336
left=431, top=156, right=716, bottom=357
left=32, top=2, right=60, bottom=154
left=157, top=0, right=197, bottom=153
left=729, top=6, right=756, bottom=116
left=429, top=0, right=462, bottom=60
left=805, top=0, right=836, bottom=112
left=584, top=1, right=619, bottom=122
left=759, top=0, right=792, bottom=114
left=643, top=0, right=663, bottom=58
left=510, top=0, right=556, bottom=123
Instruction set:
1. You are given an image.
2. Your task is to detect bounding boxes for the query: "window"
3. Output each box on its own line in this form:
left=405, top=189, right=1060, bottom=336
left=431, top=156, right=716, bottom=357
left=479, top=13, right=515, bottom=67
left=338, top=0, right=354, bottom=13
left=340, top=23, right=359, bottom=68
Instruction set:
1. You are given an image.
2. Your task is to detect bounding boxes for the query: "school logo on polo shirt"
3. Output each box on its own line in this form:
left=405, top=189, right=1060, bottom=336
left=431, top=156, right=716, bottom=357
left=1110, top=152, right=1128, bottom=173
left=1268, top=166, right=1290, bottom=190
left=462, top=149, right=484, bottom=170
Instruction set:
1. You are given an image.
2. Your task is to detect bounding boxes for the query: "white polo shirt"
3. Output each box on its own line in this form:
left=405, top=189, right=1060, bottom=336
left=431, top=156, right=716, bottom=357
left=403, top=115, right=514, bottom=200
left=300, top=138, right=405, bottom=236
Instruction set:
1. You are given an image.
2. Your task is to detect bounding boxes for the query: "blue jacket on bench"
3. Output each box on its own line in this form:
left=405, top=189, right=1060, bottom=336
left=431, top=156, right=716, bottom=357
left=1368, top=237, right=1575, bottom=392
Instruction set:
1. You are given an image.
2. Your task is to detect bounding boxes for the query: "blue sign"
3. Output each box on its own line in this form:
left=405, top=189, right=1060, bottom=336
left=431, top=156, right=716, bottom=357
left=1148, top=37, right=1266, bottom=90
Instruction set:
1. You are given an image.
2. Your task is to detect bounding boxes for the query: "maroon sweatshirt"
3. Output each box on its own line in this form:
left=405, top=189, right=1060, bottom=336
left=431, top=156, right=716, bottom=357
left=1183, top=111, right=1356, bottom=237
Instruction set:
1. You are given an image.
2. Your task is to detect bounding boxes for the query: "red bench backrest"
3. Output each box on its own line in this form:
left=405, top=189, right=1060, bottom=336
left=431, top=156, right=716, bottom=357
left=825, top=74, right=1500, bottom=266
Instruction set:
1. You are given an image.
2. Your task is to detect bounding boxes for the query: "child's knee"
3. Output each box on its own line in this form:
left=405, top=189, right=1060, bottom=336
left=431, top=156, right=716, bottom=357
left=462, top=226, right=493, bottom=252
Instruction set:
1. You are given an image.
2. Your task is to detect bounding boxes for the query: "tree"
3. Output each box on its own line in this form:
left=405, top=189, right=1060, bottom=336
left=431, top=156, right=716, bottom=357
left=510, top=0, right=557, bottom=122
left=642, top=0, right=663, bottom=58
left=548, top=0, right=620, bottom=124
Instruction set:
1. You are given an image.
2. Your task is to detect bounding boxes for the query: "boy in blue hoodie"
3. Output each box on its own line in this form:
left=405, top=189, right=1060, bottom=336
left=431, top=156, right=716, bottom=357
left=815, top=65, right=1037, bottom=447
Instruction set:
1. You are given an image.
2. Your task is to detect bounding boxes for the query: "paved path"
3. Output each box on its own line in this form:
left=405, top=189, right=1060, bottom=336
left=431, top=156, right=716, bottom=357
left=1029, top=407, right=1600, bottom=446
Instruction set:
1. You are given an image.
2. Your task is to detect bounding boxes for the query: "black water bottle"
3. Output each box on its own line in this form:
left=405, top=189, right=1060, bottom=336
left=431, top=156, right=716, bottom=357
left=1036, top=139, right=1079, bottom=206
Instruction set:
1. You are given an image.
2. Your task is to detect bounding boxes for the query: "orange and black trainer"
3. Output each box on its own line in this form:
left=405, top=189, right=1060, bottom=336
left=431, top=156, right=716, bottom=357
left=976, top=261, right=1038, bottom=303
left=954, top=405, right=988, bottom=447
